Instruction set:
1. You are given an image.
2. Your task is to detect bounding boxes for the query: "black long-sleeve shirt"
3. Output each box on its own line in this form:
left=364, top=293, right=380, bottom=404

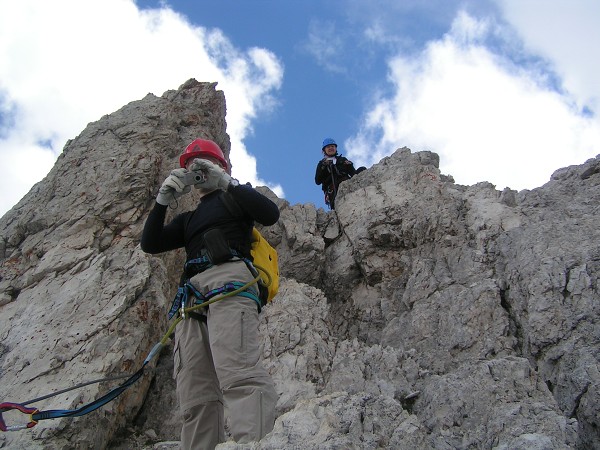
left=315, top=155, right=356, bottom=189
left=141, top=184, right=279, bottom=261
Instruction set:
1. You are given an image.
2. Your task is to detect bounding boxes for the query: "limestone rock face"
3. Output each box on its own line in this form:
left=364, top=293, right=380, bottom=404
left=0, top=79, right=229, bottom=449
left=1, top=80, right=598, bottom=450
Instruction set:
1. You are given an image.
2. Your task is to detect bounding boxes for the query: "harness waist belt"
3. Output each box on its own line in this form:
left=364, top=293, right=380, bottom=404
left=168, top=280, right=260, bottom=320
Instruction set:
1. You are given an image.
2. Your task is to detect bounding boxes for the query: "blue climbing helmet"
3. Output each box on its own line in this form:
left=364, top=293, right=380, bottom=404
left=322, top=138, right=337, bottom=151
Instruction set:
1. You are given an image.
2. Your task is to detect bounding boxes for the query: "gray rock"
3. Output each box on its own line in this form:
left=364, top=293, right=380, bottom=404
left=1, top=79, right=598, bottom=449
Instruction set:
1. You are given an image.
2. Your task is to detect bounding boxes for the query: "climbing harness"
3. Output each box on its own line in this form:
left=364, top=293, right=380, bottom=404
left=0, top=273, right=261, bottom=433
left=322, top=163, right=337, bottom=210
left=170, top=278, right=262, bottom=319
left=324, top=183, right=335, bottom=209
left=170, top=252, right=267, bottom=319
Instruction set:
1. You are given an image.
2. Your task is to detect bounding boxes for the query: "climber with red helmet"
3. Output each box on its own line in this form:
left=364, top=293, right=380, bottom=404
left=141, top=138, right=279, bottom=449
left=179, top=138, right=230, bottom=173
left=315, top=138, right=365, bottom=209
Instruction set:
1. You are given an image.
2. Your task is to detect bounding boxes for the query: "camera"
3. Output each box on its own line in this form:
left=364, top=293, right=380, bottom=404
left=182, top=171, right=206, bottom=186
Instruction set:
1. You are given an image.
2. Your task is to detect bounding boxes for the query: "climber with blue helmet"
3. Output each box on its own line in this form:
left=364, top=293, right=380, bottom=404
left=315, top=138, right=365, bottom=209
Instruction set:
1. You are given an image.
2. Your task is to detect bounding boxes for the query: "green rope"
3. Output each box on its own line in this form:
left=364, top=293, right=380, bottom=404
left=159, top=274, right=262, bottom=346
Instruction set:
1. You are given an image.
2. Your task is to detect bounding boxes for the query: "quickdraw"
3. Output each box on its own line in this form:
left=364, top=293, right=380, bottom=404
left=0, top=403, right=38, bottom=432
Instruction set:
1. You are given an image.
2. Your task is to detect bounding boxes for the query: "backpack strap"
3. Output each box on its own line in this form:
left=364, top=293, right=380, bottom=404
left=183, top=191, right=247, bottom=259
left=183, top=190, right=243, bottom=237
left=219, top=191, right=244, bottom=218
left=219, top=191, right=254, bottom=246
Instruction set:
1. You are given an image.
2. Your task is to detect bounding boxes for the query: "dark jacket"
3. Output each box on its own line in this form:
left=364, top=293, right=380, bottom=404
left=141, top=184, right=279, bottom=261
left=314, top=154, right=356, bottom=191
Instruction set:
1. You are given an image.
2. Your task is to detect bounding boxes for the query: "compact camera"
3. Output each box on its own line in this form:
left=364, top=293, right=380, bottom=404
left=182, top=171, right=206, bottom=186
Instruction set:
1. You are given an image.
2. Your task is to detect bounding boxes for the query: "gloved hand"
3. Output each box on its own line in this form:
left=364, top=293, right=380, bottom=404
left=189, top=159, right=232, bottom=191
left=156, top=168, right=192, bottom=205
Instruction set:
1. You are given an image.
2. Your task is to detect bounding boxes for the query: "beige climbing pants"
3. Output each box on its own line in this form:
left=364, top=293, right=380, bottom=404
left=174, top=260, right=278, bottom=450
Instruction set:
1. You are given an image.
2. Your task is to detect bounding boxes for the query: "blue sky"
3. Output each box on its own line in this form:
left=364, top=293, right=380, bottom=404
left=0, top=0, right=599, bottom=216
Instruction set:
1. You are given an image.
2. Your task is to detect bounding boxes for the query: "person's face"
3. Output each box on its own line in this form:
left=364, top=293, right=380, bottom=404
left=324, top=144, right=337, bottom=156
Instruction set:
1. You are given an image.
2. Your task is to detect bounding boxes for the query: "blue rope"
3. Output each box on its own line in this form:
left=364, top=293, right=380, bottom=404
left=31, top=364, right=146, bottom=421
left=4, top=261, right=262, bottom=429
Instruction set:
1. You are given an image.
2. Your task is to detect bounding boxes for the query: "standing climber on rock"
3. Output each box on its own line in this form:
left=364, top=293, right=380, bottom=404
left=140, top=139, right=279, bottom=450
left=315, top=138, right=365, bottom=210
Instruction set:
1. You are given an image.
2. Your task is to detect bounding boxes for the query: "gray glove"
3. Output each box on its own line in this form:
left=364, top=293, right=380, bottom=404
left=189, top=159, right=232, bottom=191
left=156, top=168, right=191, bottom=205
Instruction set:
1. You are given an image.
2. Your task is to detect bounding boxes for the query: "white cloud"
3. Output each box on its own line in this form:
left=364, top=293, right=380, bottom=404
left=0, top=0, right=283, bottom=216
left=497, top=0, right=600, bottom=114
left=346, top=10, right=600, bottom=191
left=302, top=19, right=346, bottom=74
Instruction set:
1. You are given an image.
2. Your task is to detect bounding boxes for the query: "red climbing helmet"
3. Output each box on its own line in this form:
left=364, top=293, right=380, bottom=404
left=179, top=139, right=228, bottom=172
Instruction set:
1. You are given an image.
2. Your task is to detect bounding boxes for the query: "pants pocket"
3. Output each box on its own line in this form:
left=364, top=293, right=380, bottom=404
left=239, top=307, right=260, bottom=369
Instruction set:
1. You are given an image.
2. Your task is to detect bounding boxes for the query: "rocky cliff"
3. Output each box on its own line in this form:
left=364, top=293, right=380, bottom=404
left=0, top=80, right=598, bottom=450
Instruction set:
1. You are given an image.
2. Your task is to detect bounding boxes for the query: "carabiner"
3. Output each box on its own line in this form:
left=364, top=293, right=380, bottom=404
left=0, top=402, right=39, bottom=432
left=180, top=290, right=187, bottom=320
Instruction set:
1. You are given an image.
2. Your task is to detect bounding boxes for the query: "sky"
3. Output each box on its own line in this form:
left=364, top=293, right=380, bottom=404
left=0, top=0, right=599, bottom=217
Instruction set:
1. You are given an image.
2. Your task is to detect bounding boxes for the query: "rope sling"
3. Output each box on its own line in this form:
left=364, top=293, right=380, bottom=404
left=0, top=269, right=267, bottom=432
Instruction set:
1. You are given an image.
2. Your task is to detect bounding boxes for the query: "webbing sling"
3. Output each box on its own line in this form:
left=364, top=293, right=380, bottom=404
left=0, top=274, right=260, bottom=433
left=0, top=348, right=150, bottom=432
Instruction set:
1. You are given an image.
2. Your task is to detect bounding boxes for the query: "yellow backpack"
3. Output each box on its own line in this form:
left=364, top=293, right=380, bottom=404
left=250, top=227, right=279, bottom=302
